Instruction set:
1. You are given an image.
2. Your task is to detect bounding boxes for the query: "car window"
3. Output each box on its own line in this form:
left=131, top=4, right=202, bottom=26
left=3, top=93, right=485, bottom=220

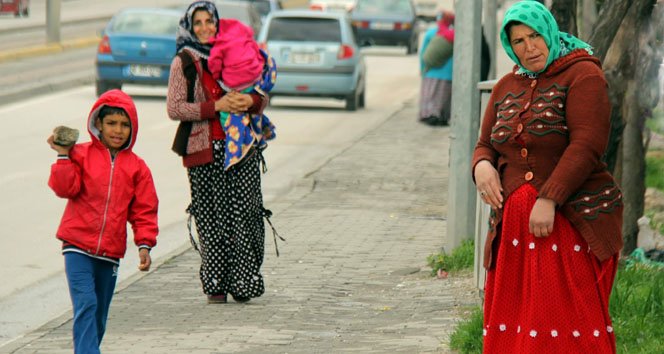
left=218, top=5, right=251, bottom=24
left=111, top=12, right=179, bottom=35
left=251, top=1, right=272, bottom=17
left=267, top=17, right=341, bottom=42
left=355, top=0, right=413, bottom=16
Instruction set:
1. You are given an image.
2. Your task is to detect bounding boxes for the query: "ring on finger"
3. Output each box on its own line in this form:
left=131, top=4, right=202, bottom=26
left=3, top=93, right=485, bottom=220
left=479, top=191, right=487, bottom=196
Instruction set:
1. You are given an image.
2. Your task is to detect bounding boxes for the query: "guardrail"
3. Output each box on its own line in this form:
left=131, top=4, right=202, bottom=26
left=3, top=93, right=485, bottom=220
left=473, top=79, right=497, bottom=297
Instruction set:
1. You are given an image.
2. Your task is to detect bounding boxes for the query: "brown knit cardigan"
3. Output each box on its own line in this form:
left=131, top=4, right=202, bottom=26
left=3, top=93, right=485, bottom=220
left=472, top=50, right=623, bottom=269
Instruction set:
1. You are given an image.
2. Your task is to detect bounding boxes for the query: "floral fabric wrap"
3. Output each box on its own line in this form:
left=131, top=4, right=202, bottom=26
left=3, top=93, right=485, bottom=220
left=223, top=49, right=277, bottom=170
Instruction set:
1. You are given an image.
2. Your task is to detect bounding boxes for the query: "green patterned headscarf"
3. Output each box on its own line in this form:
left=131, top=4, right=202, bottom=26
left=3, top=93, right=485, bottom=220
left=500, top=0, right=593, bottom=76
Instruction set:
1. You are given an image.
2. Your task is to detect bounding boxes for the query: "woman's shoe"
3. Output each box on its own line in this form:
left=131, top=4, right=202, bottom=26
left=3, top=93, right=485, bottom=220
left=207, top=294, right=227, bottom=304
left=231, top=294, right=251, bottom=303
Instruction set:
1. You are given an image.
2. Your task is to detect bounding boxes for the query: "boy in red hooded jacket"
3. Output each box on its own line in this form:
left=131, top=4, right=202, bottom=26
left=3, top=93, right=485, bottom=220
left=47, top=89, right=159, bottom=354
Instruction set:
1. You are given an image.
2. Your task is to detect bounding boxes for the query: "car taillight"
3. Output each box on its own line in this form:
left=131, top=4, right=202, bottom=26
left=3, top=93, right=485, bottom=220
left=98, top=35, right=111, bottom=54
left=393, top=22, right=412, bottom=30
left=337, top=44, right=354, bottom=59
left=309, top=4, right=324, bottom=11
left=352, top=20, right=369, bottom=29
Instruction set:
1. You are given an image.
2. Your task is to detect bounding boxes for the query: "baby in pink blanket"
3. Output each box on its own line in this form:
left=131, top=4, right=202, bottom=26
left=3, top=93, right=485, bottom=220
left=208, top=19, right=276, bottom=170
left=208, top=19, right=264, bottom=92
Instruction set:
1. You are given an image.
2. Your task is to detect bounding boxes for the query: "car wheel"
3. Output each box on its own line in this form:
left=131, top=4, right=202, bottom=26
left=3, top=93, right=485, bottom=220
left=406, top=38, right=418, bottom=55
left=358, top=85, right=366, bottom=109
left=22, top=4, right=28, bottom=17
left=345, top=89, right=358, bottom=111
left=96, top=80, right=121, bottom=97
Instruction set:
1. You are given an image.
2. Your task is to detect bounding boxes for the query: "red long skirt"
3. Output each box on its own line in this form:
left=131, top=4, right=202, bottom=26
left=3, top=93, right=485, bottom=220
left=483, top=184, right=618, bottom=354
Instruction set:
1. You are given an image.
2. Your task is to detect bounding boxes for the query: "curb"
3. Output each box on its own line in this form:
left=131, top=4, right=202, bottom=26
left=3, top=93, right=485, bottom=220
left=0, top=36, right=100, bottom=63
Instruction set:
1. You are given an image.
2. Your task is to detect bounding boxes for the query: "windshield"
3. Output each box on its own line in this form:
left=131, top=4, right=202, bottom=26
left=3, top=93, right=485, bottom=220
left=268, top=17, right=341, bottom=42
left=111, top=12, right=179, bottom=35
left=252, top=1, right=272, bottom=17
left=354, top=0, right=413, bottom=15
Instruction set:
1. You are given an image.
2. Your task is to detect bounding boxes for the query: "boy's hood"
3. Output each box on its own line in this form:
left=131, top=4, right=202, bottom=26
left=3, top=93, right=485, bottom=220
left=87, top=89, right=139, bottom=151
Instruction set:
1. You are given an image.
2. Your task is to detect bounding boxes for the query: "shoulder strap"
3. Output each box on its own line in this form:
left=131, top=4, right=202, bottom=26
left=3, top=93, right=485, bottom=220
left=177, top=51, right=197, bottom=103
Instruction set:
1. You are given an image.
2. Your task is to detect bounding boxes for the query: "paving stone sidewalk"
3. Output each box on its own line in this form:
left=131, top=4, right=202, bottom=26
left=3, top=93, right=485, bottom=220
left=4, top=100, right=481, bottom=354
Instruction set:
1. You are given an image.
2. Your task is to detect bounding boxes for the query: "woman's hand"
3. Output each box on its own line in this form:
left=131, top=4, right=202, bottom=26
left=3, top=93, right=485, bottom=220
left=214, top=91, right=253, bottom=113
left=47, top=135, right=72, bottom=156
left=474, top=160, right=504, bottom=209
left=529, top=198, right=556, bottom=237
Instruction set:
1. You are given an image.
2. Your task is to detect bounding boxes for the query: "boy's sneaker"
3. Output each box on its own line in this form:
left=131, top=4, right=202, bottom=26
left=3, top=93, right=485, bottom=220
left=207, top=294, right=227, bottom=304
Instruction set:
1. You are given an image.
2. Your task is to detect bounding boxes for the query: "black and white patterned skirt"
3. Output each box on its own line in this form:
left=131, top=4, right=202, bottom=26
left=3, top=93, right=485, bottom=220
left=187, top=140, right=265, bottom=298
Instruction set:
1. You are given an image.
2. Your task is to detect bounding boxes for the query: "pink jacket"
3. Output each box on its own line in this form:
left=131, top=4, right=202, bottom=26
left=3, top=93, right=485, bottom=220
left=49, top=90, right=159, bottom=259
left=208, top=19, right=264, bottom=90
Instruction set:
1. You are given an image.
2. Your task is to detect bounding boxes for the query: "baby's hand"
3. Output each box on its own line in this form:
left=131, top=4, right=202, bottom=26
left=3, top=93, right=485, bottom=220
left=47, top=135, right=71, bottom=155
left=138, top=248, right=152, bottom=271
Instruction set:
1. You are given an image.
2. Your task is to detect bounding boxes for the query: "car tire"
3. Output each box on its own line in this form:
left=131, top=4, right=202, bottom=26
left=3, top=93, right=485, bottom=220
left=96, top=80, right=121, bottom=97
left=358, top=85, right=366, bottom=109
left=345, top=89, right=358, bottom=111
left=406, top=38, right=418, bottom=55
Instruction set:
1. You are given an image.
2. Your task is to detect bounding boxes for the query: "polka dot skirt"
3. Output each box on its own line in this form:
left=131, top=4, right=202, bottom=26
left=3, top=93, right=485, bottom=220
left=187, top=140, right=265, bottom=299
left=483, top=183, right=617, bottom=353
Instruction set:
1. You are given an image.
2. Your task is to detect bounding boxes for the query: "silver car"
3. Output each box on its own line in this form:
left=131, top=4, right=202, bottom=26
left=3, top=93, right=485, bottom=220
left=257, top=9, right=367, bottom=111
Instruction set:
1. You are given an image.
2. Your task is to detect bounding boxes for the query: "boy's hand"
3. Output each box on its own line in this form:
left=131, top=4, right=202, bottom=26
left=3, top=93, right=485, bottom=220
left=138, top=248, right=151, bottom=271
left=47, top=135, right=72, bottom=156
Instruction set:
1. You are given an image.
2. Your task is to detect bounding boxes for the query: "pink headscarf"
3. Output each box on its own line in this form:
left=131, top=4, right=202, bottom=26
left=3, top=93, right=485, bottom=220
left=436, top=11, right=455, bottom=43
left=208, top=19, right=264, bottom=90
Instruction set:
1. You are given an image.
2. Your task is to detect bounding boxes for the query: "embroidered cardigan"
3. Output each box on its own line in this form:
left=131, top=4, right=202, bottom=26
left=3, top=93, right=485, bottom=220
left=472, top=50, right=623, bottom=269
left=166, top=49, right=265, bottom=168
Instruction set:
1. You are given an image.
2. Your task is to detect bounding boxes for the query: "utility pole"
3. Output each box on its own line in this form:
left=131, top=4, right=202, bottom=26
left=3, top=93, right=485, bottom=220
left=46, top=0, right=61, bottom=44
left=483, top=0, right=497, bottom=80
left=447, top=0, right=483, bottom=250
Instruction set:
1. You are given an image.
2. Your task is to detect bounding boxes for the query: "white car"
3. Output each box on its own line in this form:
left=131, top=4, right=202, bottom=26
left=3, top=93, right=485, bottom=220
left=413, top=0, right=454, bottom=21
left=309, top=0, right=356, bottom=12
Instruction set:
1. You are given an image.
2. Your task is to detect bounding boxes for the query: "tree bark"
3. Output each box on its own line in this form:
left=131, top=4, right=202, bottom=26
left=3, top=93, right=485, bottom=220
left=550, top=0, right=578, bottom=34
left=587, top=0, right=634, bottom=61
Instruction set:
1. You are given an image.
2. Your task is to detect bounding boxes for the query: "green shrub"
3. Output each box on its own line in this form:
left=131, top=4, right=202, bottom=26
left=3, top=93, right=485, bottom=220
left=427, top=239, right=474, bottom=276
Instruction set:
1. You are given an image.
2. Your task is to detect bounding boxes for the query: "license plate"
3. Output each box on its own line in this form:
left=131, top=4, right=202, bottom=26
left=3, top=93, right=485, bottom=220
left=129, top=65, right=161, bottom=78
left=288, top=52, right=321, bottom=65
left=370, top=22, right=394, bottom=30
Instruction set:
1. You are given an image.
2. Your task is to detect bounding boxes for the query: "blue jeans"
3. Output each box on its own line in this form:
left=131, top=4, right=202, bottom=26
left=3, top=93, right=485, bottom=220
left=64, top=252, right=117, bottom=354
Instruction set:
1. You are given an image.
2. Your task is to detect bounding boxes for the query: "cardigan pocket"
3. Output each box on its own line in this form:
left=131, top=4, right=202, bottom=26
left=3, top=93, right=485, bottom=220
left=568, top=182, right=623, bottom=220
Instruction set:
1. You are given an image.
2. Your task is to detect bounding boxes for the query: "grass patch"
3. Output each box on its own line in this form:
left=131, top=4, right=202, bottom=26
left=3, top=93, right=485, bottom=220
left=427, top=239, right=474, bottom=276
left=646, top=153, right=664, bottom=191
left=447, top=261, right=664, bottom=353
left=449, top=306, right=483, bottom=354
left=611, top=261, right=664, bottom=354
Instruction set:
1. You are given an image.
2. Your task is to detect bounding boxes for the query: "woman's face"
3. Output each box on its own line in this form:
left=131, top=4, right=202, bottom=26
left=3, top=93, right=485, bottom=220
left=192, top=9, right=216, bottom=44
left=509, top=24, right=549, bottom=73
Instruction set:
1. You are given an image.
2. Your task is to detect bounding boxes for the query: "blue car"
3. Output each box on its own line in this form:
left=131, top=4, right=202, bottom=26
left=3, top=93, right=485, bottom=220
left=95, top=8, right=181, bottom=96
left=257, top=10, right=367, bottom=111
left=350, top=0, right=420, bottom=54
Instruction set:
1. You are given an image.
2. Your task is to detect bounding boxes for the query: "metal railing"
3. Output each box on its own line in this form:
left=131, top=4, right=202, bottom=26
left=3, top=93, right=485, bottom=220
left=473, top=79, right=497, bottom=297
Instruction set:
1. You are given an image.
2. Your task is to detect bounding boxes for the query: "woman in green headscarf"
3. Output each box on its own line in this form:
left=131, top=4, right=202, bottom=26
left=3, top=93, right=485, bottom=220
left=471, top=1, right=623, bottom=353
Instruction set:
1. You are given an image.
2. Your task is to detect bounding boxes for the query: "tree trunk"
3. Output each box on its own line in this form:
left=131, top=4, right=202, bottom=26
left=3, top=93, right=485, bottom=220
left=550, top=0, right=578, bottom=34
left=587, top=0, right=634, bottom=62
left=613, top=0, right=661, bottom=256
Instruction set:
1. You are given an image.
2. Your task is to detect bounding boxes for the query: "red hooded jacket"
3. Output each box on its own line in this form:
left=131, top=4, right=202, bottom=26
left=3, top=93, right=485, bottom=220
left=48, top=90, right=159, bottom=259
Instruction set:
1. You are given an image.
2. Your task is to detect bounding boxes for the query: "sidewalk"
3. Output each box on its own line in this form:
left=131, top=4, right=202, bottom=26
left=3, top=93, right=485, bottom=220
left=2, top=99, right=480, bottom=353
